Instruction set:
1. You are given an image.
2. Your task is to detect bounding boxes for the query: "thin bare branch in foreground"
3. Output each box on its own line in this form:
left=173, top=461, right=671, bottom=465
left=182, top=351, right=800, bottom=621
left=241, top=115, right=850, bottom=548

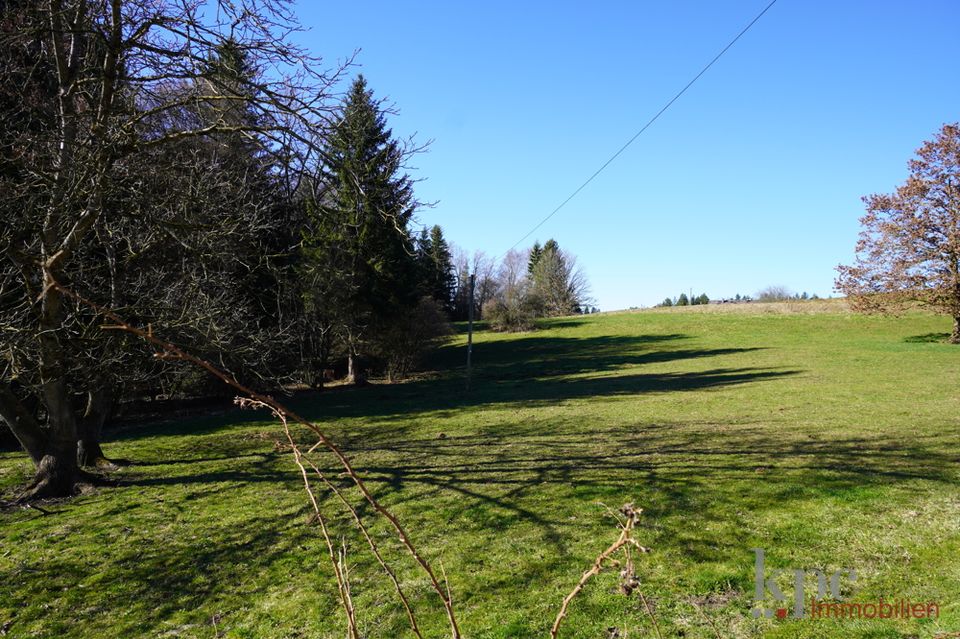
left=241, top=397, right=424, bottom=639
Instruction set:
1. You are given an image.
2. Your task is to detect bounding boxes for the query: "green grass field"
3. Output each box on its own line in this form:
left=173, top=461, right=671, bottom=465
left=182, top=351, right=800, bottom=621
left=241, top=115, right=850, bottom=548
left=2, top=303, right=958, bottom=638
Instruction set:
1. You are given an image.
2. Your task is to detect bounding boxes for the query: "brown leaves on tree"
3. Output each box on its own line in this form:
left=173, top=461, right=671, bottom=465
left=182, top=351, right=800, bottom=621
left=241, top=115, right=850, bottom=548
left=836, top=122, right=960, bottom=343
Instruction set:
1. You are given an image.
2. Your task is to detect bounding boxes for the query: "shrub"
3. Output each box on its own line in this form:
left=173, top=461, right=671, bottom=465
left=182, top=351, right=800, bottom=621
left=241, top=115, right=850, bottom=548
left=483, top=294, right=538, bottom=332
left=756, top=285, right=793, bottom=302
left=374, top=298, right=453, bottom=381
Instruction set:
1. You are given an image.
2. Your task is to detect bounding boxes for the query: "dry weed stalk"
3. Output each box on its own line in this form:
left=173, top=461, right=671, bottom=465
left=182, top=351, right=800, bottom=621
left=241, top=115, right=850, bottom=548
left=689, top=598, right=723, bottom=639
left=53, top=283, right=459, bottom=639
left=550, top=503, right=653, bottom=639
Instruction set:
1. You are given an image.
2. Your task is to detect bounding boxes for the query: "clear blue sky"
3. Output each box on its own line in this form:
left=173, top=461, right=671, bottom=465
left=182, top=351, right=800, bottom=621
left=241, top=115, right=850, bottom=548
left=292, top=1, right=959, bottom=311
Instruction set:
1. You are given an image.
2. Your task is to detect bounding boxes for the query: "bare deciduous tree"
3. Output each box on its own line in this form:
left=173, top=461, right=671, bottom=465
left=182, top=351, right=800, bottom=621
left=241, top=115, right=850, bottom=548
left=755, top=285, right=793, bottom=302
left=471, top=250, right=499, bottom=318
left=0, top=0, right=347, bottom=497
left=483, top=249, right=538, bottom=331
left=449, top=247, right=498, bottom=320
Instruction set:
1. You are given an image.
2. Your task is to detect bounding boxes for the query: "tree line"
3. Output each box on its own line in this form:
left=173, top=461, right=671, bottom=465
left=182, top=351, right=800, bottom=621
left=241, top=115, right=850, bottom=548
left=0, top=1, right=348, bottom=496
left=658, top=293, right=710, bottom=307
left=478, top=239, right=593, bottom=331
left=655, top=288, right=823, bottom=307
left=0, top=1, right=591, bottom=497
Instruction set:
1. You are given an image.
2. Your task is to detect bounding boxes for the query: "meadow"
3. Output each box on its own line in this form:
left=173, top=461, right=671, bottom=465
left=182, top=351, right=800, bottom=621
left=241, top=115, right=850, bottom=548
left=1, top=302, right=958, bottom=638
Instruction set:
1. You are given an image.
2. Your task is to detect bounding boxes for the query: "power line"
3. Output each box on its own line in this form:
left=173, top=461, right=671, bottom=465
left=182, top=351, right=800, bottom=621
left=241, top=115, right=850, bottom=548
left=498, top=0, right=778, bottom=260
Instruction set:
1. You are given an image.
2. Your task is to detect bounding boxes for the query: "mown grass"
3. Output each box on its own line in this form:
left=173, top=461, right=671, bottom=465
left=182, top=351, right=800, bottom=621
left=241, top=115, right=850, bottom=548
left=1, top=304, right=958, bottom=638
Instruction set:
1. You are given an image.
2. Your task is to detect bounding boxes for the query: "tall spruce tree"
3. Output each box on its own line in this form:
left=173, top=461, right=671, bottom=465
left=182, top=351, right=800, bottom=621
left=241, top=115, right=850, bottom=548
left=427, top=225, right=455, bottom=312
left=301, top=76, right=419, bottom=383
left=414, top=226, right=434, bottom=295
left=528, top=241, right=543, bottom=274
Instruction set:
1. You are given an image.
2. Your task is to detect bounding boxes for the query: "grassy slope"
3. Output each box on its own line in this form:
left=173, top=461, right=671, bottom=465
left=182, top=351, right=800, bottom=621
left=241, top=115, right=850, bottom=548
left=1, top=304, right=958, bottom=638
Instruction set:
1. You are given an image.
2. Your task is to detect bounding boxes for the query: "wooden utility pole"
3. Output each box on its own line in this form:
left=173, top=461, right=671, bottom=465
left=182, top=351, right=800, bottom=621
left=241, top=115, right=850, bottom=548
left=466, top=273, right=475, bottom=390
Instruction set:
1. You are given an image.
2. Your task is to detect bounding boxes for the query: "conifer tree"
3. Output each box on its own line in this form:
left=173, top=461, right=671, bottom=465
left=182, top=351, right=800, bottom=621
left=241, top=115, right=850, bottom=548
left=0, top=0, right=346, bottom=496
left=427, top=225, right=456, bottom=312
left=414, top=227, right=434, bottom=294
left=528, top=242, right=543, bottom=274
left=529, top=239, right=589, bottom=316
left=302, top=75, right=419, bottom=383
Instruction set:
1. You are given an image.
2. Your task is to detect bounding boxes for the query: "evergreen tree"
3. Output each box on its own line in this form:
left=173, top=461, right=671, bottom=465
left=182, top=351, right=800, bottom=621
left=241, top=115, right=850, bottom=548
left=301, top=75, right=419, bottom=383
left=414, top=227, right=434, bottom=294
left=198, top=38, right=266, bottom=165
left=0, top=2, right=348, bottom=495
left=529, top=239, right=589, bottom=317
left=676, top=293, right=689, bottom=306
left=527, top=242, right=543, bottom=274
left=427, top=225, right=455, bottom=312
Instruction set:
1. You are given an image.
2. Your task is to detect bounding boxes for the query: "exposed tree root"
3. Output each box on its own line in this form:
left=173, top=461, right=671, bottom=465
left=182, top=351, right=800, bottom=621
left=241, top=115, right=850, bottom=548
left=81, top=455, right=129, bottom=472
left=13, top=465, right=113, bottom=504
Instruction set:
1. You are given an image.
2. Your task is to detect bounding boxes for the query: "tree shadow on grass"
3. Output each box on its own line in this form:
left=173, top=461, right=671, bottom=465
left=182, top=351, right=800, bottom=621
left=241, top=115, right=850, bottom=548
left=104, top=334, right=773, bottom=439
left=315, top=416, right=960, bottom=606
left=429, top=332, right=690, bottom=369
left=1, top=508, right=332, bottom=637
left=535, top=318, right=589, bottom=330
left=310, top=334, right=781, bottom=423
left=104, top=332, right=800, bottom=532
left=903, top=332, right=951, bottom=343
left=108, top=342, right=802, bottom=567
left=7, top=323, right=956, bottom=637
left=120, top=452, right=287, bottom=488
left=12, top=415, right=956, bottom=637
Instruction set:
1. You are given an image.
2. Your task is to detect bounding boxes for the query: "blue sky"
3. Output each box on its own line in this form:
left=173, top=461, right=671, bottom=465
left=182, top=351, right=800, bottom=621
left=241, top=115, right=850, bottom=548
left=292, top=1, right=959, bottom=311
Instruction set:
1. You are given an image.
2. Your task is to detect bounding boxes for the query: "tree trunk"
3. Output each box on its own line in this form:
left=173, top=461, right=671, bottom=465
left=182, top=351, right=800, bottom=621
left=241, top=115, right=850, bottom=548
left=2, top=285, right=107, bottom=497
left=951, top=314, right=960, bottom=344
left=346, top=352, right=356, bottom=384
left=26, top=438, right=81, bottom=499
left=346, top=351, right=367, bottom=386
left=77, top=384, right=116, bottom=468
left=28, top=379, right=82, bottom=498
left=1, top=379, right=84, bottom=500
left=0, top=383, right=45, bottom=465
left=21, top=274, right=84, bottom=498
